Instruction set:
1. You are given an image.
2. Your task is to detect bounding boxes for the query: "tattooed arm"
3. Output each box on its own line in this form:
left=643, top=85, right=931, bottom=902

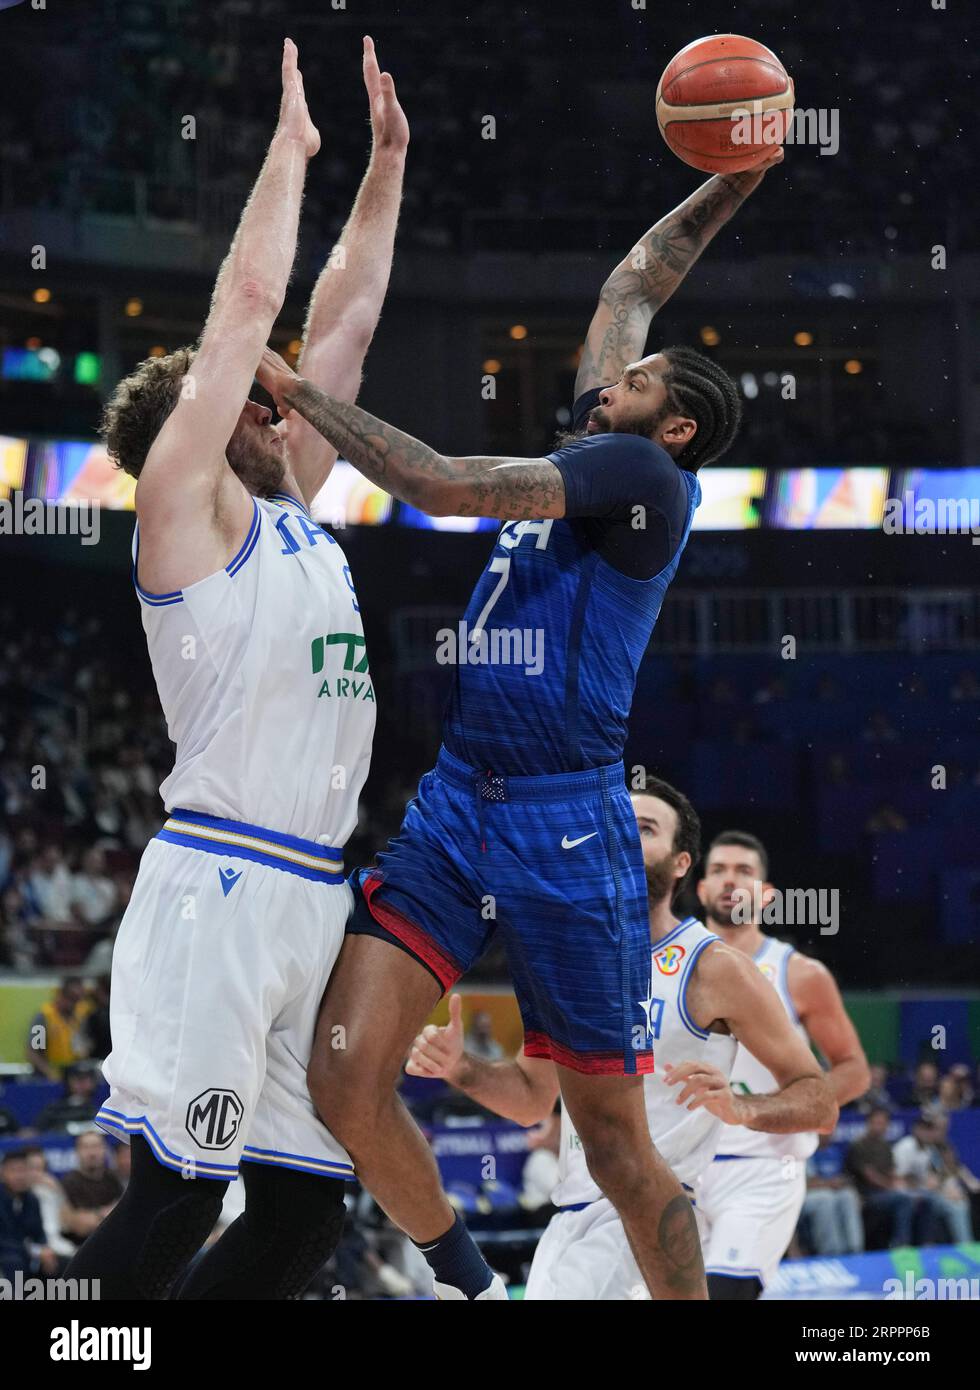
left=258, top=348, right=565, bottom=519
left=575, top=150, right=782, bottom=397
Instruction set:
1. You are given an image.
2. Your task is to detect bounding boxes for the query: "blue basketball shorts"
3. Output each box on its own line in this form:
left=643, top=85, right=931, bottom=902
left=350, top=746, right=653, bottom=1075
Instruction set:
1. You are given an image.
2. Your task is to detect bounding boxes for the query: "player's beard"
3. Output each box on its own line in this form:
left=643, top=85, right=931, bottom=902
left=226, top=431, right=286, bottom=497
left=645, top=851, right=678, bottom=907
left=704, top=897, right=745, bottom=929
left=552, top=403, right=667, bottom=451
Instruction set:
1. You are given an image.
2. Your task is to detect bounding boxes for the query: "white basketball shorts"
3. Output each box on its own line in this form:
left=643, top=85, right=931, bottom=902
left=96, top=809, right=353, bottom=1183
left=696, top=1154, right=807, bottom=1287
left=524, top=1193, right=706, bottom=1300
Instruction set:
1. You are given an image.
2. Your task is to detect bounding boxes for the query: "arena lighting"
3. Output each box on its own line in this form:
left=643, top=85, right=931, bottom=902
left=148, top=346, right=166, bottom=358
left=124, top=298, right=143, bottom=317
left=508, top=324, right=528, bottom=340
left=700, top=326, right=720, bottom=346
left=482, top=358, right=501, bottom=374
left=844, top=359, right=863, bottom=374
left=32, top=287, right=51, bottom=304
left=793, top=331, right=814, bottom=346
left=287, top=339, right=302, bottom=356
left=740, top=372, right=759, bottom=400
left=25, top=336, right=42, bottom=350
left=74, top=352, right=101, bottom=385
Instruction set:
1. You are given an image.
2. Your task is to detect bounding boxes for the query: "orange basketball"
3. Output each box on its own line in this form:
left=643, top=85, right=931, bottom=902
left=656, top=34, right=794, bottom=174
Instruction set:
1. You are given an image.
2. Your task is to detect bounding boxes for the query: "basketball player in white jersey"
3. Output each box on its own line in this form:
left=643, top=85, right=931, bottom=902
left=66, top=38, right=409, bottom=1300
left=406, top=780, right=838, bottom=1299
left=695, top=830, right=870, bottom=1300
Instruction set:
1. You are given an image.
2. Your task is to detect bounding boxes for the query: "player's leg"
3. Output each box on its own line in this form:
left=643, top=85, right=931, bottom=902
left=308, top=935, right=499, bottom=1297
left=308, top=769, right=503, bottom=1297
left=555, top=1067, right=706, bottom=1299
left=309, top=932, right=447, bottom=1236
left=175, top=1164, right=346, bottom=1300
left=178, top=877, right=355, bottom=1300
left=65, top=1136, right=227, bottom=1300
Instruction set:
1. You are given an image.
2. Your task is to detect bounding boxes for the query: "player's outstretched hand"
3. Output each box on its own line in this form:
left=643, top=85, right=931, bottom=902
left=663, top=1059, right=742, bottom=1124
left=256, top=345, right=301, bottom=417
left=363, top=35, right=409, bottom=154
left=278, top=38, right=320, bottom=158
left=725, top=143, right=784, bottom=198
left=405, top=992, right=465, bottom=1080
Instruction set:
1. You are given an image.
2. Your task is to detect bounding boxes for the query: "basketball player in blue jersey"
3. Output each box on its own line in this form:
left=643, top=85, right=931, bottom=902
left=66, top=39, right=409, bottom=1300
left=405, top=780, right=837, bottom=1300
left=693, top=830, right=870, bottom=1299
left=258, top=148, right=783, bottom=1299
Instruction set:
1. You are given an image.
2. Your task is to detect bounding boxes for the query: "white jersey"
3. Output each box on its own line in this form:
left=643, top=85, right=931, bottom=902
left=552, top=918, right=738, bottom=1206
left=134, top=491, right=375, bottom=848
left=714, top=935, right=818, bottom=1161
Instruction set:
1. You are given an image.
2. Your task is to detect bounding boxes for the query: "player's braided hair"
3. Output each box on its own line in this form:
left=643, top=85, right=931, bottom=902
left=660, top=345, right=742, bottom=471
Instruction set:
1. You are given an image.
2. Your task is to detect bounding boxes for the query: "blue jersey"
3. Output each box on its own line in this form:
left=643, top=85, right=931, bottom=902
left=442, top=422, right=701, bottom=775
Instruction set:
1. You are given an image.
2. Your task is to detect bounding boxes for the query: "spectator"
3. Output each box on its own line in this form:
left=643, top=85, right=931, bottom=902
left=892, top=1115, right=945, bottom=1241
left=925, top=1112, right=977, bottom=1242
left=858, top=1063, right=894, bottom=1114
left=0, top=884, right=36, bottom=971
left=25, top=977, right=91, bottom=1079
left=0, top=1150, right=58, bottom=1280
left=801, top=1134, right=865, bottom=1255
left=59, top=1130, right=123, bottom=1250
left=466, top=1010, right=504, bottom=1063
left=26, top=844, right=74, bottom=922
left=82, top=976, right=112, bottom=1060
left=845, top=1107, right=920, bottom=1248
left=34, top=1061, right=103, bottom=1133
left=69, top=847, right=117, bottom=928
left=909, top=1060, right=940, bottom=1109
left=935, top=1072, right=968, bottom=1114
left=24, top=1148, right=75, bottom=1263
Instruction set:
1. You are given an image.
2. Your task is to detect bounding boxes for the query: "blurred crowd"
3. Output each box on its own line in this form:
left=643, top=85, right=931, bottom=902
left=3, top=983, right=979, bottom=1293
left=1, top=0, right=974, bottom=259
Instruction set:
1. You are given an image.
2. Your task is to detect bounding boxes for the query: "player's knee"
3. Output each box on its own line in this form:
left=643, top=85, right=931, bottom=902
left=307, top=1047, right=384, bottom=1147
left=579, top=1124, right=648, bottom=1205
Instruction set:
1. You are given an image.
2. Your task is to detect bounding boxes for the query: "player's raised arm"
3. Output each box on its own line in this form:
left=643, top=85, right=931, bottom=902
left=574, top=150, right=782, bottom=398
left=669, top=944, right=839, bottom=1135
left=285, top=36, right=408, bottom=505
left=256, top=349, right=566, bottom=519
left=133, top=39, right=318, bottom=588
left=405, top=995, right=560, bottom=1127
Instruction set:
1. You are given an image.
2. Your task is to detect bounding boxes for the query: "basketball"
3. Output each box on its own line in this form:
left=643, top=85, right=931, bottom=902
left=656, top=34, right=794, bottom=174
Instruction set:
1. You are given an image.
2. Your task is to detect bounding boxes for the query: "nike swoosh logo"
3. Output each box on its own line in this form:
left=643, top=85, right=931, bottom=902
left=561, top=832, right=598, bottom=849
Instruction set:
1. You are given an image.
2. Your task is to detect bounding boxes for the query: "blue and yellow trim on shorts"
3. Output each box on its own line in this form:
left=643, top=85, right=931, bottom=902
left=241, top=1145, right=354, bottom=1180
left=95, top=1106, right=240, bottom=1181
left=156, top=808, right=345, bottom=884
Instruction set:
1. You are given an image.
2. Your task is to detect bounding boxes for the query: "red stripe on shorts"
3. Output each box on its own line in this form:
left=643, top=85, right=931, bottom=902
left=361, top=871, right=463, bottom=992
left=524, top=1029, right=655, bottom=1076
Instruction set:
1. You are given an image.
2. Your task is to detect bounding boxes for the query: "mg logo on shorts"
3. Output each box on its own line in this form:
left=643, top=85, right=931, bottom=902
left=186, top=1088, right=243, bottom=1150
